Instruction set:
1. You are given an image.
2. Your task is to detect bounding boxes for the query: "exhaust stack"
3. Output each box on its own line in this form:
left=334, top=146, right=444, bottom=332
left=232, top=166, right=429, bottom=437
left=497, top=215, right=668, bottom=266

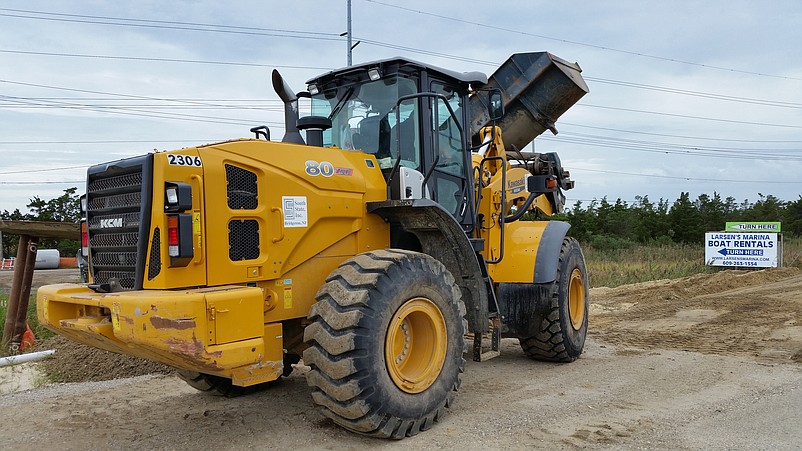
left=271, top=70, right=305, bottom=145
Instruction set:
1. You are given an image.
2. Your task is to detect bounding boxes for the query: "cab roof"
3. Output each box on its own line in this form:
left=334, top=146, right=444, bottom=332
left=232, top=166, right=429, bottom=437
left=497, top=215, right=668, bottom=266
left=306, top=56, right=488, bottom=87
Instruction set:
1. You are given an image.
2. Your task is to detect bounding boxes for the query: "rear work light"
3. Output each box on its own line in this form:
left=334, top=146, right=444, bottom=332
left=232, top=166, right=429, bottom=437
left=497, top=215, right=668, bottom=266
left=164, top=181, right=192, bottom=212
left=80, top=221, right=89, bottom=257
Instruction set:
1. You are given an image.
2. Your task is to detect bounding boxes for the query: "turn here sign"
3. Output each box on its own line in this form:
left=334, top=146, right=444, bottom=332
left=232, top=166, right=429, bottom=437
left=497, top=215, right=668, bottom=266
left=705, top=232, right=779, bottom=268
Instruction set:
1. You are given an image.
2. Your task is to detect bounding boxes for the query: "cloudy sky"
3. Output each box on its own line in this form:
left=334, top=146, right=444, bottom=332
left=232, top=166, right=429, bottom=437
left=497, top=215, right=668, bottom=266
left=1, top=1, right=801, bottom=213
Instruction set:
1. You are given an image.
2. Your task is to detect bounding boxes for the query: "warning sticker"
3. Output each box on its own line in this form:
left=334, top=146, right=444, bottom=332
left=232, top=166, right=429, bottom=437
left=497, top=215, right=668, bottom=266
left=282, top=196, right=308, bottom=228
left=284, top=287, right=293, bottom=309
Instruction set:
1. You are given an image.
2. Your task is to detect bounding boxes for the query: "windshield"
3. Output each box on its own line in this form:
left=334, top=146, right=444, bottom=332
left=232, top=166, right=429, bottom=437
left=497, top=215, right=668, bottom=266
left=311, top=76, right=420, bottom=169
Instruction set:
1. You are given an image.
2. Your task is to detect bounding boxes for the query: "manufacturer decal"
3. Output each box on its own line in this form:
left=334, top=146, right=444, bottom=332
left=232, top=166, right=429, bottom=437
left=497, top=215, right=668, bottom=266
left=305, top=160, right=352, bottom=177
left=507, top=177, right=526, bottom=194
left=100, top=218, right=123, bottom=228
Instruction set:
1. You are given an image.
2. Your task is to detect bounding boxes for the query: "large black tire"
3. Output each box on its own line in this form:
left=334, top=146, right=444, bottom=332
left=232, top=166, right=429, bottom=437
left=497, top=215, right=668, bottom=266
left=176, top=371, right=274, bottom=397
left=519, top=237, right=589, bottom=362
left=303, top=249, right=466, bottom=439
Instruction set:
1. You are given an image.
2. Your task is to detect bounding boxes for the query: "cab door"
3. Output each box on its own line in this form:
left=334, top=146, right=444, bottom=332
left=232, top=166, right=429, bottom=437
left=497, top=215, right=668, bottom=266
left=425, top=80, right=473, bottom=230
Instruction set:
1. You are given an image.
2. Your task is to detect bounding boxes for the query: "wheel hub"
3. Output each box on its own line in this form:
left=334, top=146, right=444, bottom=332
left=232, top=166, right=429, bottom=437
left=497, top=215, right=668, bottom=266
left=385, top=297, right=447, bottom=394
left=568, top=268, right=586, bottom=331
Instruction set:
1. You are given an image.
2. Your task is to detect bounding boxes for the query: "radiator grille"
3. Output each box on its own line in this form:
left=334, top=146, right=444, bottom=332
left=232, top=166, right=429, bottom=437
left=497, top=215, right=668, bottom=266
left=86, top=156, right=152, bottom=291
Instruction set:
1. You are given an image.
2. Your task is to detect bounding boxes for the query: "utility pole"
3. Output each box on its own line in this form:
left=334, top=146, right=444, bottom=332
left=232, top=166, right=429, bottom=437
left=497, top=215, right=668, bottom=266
left=342, top=0, right=359, bottom=66
left=347, top=0, right=352, bottom=66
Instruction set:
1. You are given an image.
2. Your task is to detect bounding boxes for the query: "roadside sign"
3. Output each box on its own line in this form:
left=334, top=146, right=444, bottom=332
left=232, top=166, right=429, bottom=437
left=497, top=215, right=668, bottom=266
left=705, top=232, right=779, bottom=268
left=725, top=221, right=781, bottom=233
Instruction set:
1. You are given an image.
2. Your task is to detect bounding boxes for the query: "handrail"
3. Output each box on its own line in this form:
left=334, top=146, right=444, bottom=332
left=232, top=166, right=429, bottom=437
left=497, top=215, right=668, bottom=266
left=479, top=155, right=506, bottom=264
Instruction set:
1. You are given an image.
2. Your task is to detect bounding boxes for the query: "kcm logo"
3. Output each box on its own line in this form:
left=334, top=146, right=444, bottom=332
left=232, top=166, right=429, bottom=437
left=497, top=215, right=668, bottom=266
left=100, top=218, right=123, bottom=228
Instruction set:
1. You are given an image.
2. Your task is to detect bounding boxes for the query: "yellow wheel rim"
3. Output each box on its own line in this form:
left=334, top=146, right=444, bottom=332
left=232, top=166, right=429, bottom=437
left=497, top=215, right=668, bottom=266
left=568, top=268, right=586, bottom=331
left=385, top=297, right=447, bottom=394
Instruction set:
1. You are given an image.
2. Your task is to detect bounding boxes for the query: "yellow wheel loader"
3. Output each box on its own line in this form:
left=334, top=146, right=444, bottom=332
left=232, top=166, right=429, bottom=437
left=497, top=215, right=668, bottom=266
left=38, top=52, right=589, bottom=438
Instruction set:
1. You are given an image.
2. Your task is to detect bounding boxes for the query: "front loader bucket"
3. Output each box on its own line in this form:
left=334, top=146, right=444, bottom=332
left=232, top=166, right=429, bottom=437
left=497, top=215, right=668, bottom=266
left=469, top=52, right=589, bottom=151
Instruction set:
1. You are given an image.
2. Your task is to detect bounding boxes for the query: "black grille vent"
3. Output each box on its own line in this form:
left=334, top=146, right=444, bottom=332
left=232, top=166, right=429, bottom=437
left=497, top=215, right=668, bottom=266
left=90, top=232, right=138, bottom=248
left=225, top=164, right=257, bottom=209
left=93, top=271, right=137, bottom=290
left=88, top=172, right=143, bottom=192
left=92, top=252, right=138, bottom=266
left=148, top=227, right=161, bottom=280
left=229, top=220, right=259, bottom=261
left=86, top=155, right=153, bottom=292
left=88, top=192, right=142, bottom=210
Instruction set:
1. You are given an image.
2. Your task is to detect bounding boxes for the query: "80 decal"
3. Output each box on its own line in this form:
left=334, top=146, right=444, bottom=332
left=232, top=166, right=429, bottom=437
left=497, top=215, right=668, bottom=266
left=167, top=154, right=202, bottom=167
left=305, top=160, right=334, bottom=177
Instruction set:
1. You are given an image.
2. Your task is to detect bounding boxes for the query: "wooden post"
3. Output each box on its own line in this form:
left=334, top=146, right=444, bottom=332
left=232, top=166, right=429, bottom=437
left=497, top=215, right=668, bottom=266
left=2, top=235, right=38, bottom=352
left=0, top=220, right=81, bottom=352
left=3, top=235, right=30, bottom=348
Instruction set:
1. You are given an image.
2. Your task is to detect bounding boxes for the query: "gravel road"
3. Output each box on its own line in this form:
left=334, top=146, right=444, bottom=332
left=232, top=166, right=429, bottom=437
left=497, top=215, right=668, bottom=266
left=1, top=268, right=800, bottom=450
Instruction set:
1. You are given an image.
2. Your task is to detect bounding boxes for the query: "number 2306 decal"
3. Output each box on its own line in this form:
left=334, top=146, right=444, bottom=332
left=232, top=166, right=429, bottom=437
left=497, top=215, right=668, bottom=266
left=167, top=154, right=202, bottom=167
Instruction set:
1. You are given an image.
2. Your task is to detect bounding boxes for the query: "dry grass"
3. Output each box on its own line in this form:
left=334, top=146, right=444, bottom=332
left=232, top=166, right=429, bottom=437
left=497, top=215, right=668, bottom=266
left=583, top=236, right=801, bottom=288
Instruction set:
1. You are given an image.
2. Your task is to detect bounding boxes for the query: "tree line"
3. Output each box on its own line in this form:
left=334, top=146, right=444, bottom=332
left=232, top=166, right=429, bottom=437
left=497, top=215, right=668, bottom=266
left=2, top=188, right=801, bottom=257
left=556, top=192, right=802, bottom=248
left=1, top=187, right=81, bottom=258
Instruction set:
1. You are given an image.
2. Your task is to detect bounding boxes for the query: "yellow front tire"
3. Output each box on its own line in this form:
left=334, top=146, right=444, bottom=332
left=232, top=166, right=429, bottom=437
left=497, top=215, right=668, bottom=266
left=518, top=237, right=589, bottom=362
left=303, top=249, right=466, bottom=439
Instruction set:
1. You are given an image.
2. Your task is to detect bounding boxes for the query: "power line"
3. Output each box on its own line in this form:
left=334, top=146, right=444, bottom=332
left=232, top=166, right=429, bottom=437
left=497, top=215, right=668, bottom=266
left=0, top=166, right=87, bottom=175
left=0, top=80, right=285, bottom=127
left=0, top=79, right=278, bottom=110
left=0, top=181, right=83, bottom=185
left=578, top=104, right=802, bottom=130
left=560, top=122, right=802, bottom=144
left=10, top=46, right=799, bottom=112
left=0, top=9, right=342, bottom=41
left=0, top=139, right=219, bottom=145
left=544, top=142, right=802, bottom=161
left=0, top=48, right=331, bottom=70
left=0, top=7, right=337, bottom=37
left=584, top=77, right=802, bottom=109
left=540, top=133, right=802, bottom=160
left=0, top=95, right=273, bottom=127
left=4, top=76, right=798, bottom=135
left=361, top=0, right=802, bottom=81
left=570, top=166, right=799, bottom=184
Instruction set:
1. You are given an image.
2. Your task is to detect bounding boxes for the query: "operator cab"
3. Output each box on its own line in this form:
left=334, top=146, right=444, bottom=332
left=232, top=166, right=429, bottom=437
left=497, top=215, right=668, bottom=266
left=305, top=58, right=487, bottom=228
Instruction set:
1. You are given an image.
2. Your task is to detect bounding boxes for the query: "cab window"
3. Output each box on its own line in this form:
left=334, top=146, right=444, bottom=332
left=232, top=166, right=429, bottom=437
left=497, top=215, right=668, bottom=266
left=311, top=76, right=421, bottom=170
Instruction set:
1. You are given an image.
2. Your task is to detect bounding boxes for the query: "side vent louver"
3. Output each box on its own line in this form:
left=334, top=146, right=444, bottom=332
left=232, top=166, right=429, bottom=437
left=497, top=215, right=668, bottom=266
left=229, top=220, right=260, bottom=261
left=225, top=164, right=257, bottom=209
left=148, top=227, right=161, bottom=280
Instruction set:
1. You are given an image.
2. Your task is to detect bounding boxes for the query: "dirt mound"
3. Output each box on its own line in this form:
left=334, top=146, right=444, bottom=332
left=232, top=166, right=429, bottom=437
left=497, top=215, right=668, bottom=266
left=590, top=267, right=802, bottom=363
left=37, top=335, right=173, bottom=383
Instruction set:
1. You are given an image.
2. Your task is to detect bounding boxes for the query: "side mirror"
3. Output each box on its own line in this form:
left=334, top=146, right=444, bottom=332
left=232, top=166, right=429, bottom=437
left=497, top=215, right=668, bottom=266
left=488, top=89, right=504, bottom=121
